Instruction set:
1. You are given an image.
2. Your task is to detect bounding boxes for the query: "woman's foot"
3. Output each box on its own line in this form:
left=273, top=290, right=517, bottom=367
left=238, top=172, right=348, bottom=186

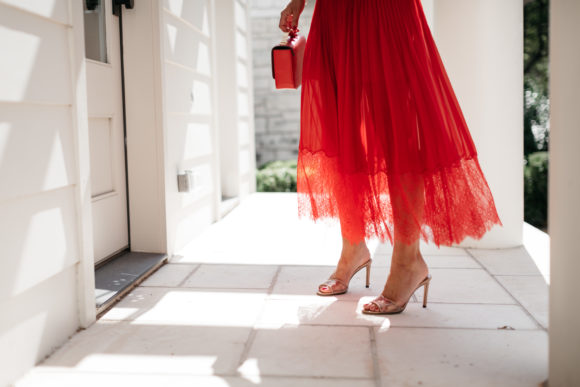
left=318, top=237, right=372, bottom=295
left=363, top=241, right=429, bottom=312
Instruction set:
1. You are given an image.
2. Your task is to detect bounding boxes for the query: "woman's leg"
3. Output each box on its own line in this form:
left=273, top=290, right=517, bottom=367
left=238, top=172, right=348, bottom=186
left=363, top=173, right=429, bottom=310
left=319, top=189, right=371, bottom=293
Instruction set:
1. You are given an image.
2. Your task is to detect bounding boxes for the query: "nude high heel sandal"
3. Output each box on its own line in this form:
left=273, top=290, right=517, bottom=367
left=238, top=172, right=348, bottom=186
left=317, top=258, right=372, bottom=296
left=362, top=273, right=432, bottom=314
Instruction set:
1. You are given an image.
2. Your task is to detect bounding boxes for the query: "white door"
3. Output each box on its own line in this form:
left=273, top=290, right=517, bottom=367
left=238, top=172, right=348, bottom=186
left=83, top=0, right=129, bottom=264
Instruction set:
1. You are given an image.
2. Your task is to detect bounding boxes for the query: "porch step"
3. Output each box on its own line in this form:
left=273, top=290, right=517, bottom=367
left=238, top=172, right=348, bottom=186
left=95, top=251, right=167, bottom=317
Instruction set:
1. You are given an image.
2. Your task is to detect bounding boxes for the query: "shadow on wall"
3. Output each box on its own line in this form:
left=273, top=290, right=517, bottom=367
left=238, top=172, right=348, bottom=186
left=162, top=0, right=217, bottom=250
left=0, top=2, right=82, bottom=385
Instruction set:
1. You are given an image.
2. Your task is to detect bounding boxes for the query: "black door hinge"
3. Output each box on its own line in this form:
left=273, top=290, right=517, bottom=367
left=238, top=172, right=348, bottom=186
left=113, top=0, right=134, bottom=16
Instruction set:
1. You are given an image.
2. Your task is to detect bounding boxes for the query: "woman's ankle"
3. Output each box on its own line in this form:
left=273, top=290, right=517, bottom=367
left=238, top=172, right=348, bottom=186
left=392, top=246, right=424, bottom=268
left=341, top=237, right=368, bottom=254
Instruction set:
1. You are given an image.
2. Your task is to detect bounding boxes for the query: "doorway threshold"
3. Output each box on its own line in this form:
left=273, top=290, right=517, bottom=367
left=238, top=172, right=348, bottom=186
left=95, top=251, right=167, bottom=317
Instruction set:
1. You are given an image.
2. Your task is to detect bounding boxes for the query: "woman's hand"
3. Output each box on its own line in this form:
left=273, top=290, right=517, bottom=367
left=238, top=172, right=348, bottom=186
left=279, top=0, right=307, bottom=32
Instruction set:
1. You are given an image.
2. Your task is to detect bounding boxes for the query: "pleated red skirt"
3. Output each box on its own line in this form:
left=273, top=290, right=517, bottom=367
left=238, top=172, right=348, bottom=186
left=297, top=0, right=502, bottom=247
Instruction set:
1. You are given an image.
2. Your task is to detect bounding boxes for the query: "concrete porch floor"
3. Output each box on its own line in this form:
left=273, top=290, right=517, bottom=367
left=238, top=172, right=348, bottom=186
left=14, top=193, right=549, bottom=387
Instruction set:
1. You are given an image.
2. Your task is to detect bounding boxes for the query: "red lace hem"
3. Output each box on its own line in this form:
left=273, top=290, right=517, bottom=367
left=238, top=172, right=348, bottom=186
left=297, top=148, right=502, bottom=247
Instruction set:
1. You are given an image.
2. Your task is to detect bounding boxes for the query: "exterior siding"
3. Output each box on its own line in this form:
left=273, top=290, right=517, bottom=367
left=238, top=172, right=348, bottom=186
left=0, top=1, right=83, bottom=385
left=160, top=0, right=256, bottom=251
left=0, top=1, right=258, bottom=385
left=161, top=0, right=218, bottom=251
left=234, top=0, right=257, bottom=197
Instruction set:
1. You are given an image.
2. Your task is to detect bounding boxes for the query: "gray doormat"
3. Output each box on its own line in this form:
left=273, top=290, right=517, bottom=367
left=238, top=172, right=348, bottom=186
left=95, top=251, right=167, bottom=311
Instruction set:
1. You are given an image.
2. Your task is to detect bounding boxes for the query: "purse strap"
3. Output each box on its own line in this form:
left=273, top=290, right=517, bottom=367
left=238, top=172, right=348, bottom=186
left=288, top=27, right=299, bottom=39
left=280, top=27, right=300, bottom=46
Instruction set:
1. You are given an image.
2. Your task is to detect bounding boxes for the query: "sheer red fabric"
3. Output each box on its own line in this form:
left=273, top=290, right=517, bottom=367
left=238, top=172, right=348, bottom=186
left=297, top=0, right=502, bottom=247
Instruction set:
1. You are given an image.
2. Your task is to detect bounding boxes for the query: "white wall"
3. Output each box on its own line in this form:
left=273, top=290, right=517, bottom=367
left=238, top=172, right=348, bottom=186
left=548, top=0, right=580, bottom=384
left=151, top=0, right=255, bottom=254
left=433, top=0, right=524, bottom=248
left=158, top=0, right=256, bottom=253
left=0, top=1, right=93, bottom=385
left=235, top=0, right=258, bottom=199
left=0, top=1, right=258, bottom=385
left=214, top=0, right=257, bottom=199
left=112, top=0, right=225, bottom=256
left=159, top=0, right=219, bottom=253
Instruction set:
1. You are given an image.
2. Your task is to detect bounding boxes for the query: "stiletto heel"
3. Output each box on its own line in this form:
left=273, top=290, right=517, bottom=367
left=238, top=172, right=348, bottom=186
left=423, top=275, right=431, bottom=308
left=365, top=264, right=371, bottom=288
left=317, top=258, right=372, bottom=296
left=362, top=273, right=432, bottom=314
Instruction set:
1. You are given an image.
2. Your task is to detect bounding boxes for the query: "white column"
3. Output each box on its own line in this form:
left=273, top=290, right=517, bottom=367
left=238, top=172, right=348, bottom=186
left=548, top=0, right=580, bottom=385
left=432, top=0, right=524, bottom=248
left=213, top=0, right=240, bottom=199
left=420, top=0, right=434, bottom=29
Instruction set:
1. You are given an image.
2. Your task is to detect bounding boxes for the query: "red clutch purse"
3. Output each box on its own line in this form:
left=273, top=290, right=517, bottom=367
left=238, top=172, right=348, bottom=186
left=271, top=28, right=306, bottom=89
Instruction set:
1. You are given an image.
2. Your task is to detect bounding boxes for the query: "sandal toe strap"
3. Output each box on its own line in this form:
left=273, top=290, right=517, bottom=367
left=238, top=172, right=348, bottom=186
left=320, top=277, right=347, bottom=291
left=369, top=295, right=398, bottom=312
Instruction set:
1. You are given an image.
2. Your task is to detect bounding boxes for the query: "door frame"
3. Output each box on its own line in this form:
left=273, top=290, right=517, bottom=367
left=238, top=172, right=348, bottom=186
left=73, top=0, right=246, bottom=328
left=71, top=0, right=169, bottom=328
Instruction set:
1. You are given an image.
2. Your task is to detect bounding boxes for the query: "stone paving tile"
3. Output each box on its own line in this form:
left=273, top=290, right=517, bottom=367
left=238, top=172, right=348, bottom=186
left=140, top=263, right=199, bottom=287
left=256, top=297, right=385, bottom=328
left=496, top=275, right=549, bottom=329
left=270, top=265, right=379, bottom=301
left=99, top=287, right=266, bottom=327
left=182, top=264, right=278, bottom=289
left=36, top=321, right=251, bottom=377
left=12, top=193, right=551, bottom=387
left=256, top=297, right=537, bottom=330
left=374, top=245, right=468, bottom=259
left=271, top=265, right=521, bottom=305
left=374, top=327, right=548, bottom=387
left=235, top=377, right=376, bottom=387
left=16, top=371, right=209, bottom=387
left=16, top=371, right=377, bottom=387
left=172, top=195, right=346, bottom=267
left=413, top=268, right=517, bottom=304
left=367, top=254, right=481, bottom=269
left=422, top=244, right=468, bottom=256
left=469, top=246, right=543, bottom=275
left=368, top=302, right=538, bottom=330
left=238, top=325, right=374, bottom=379
left=423, top=254, right=481, bottom=269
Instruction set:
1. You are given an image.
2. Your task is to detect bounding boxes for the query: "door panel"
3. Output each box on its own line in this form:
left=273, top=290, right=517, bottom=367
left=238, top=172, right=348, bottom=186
left=88, top=117, right=114, bottom=197
left=84, top=0, right=129, bottom=263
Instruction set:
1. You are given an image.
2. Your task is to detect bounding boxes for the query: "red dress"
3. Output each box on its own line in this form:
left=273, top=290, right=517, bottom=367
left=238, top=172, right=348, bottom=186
left=297, top=0, right=502, bottom=247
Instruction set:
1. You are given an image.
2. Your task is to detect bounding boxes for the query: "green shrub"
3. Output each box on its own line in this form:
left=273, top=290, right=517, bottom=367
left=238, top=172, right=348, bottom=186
left=524, top=151, right=548, bottom=230
left=256, top=159, right=297, bottom=192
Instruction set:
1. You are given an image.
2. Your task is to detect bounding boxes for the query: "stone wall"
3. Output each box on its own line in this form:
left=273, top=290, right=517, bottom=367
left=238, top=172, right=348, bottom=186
left=249, top=0, right=316, bottom=167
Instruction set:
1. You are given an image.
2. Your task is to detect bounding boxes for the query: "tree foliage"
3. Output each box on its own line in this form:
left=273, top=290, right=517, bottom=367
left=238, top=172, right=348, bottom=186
left=524, top=0, right=549, bottom=155
left=523, top=0, right=549, bottom=230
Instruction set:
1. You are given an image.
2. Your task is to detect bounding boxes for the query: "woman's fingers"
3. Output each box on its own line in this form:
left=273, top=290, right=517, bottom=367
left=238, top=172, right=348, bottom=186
left=279, top=7, right=293, bottom=32
left=279, top=1, right=305, bottom=32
